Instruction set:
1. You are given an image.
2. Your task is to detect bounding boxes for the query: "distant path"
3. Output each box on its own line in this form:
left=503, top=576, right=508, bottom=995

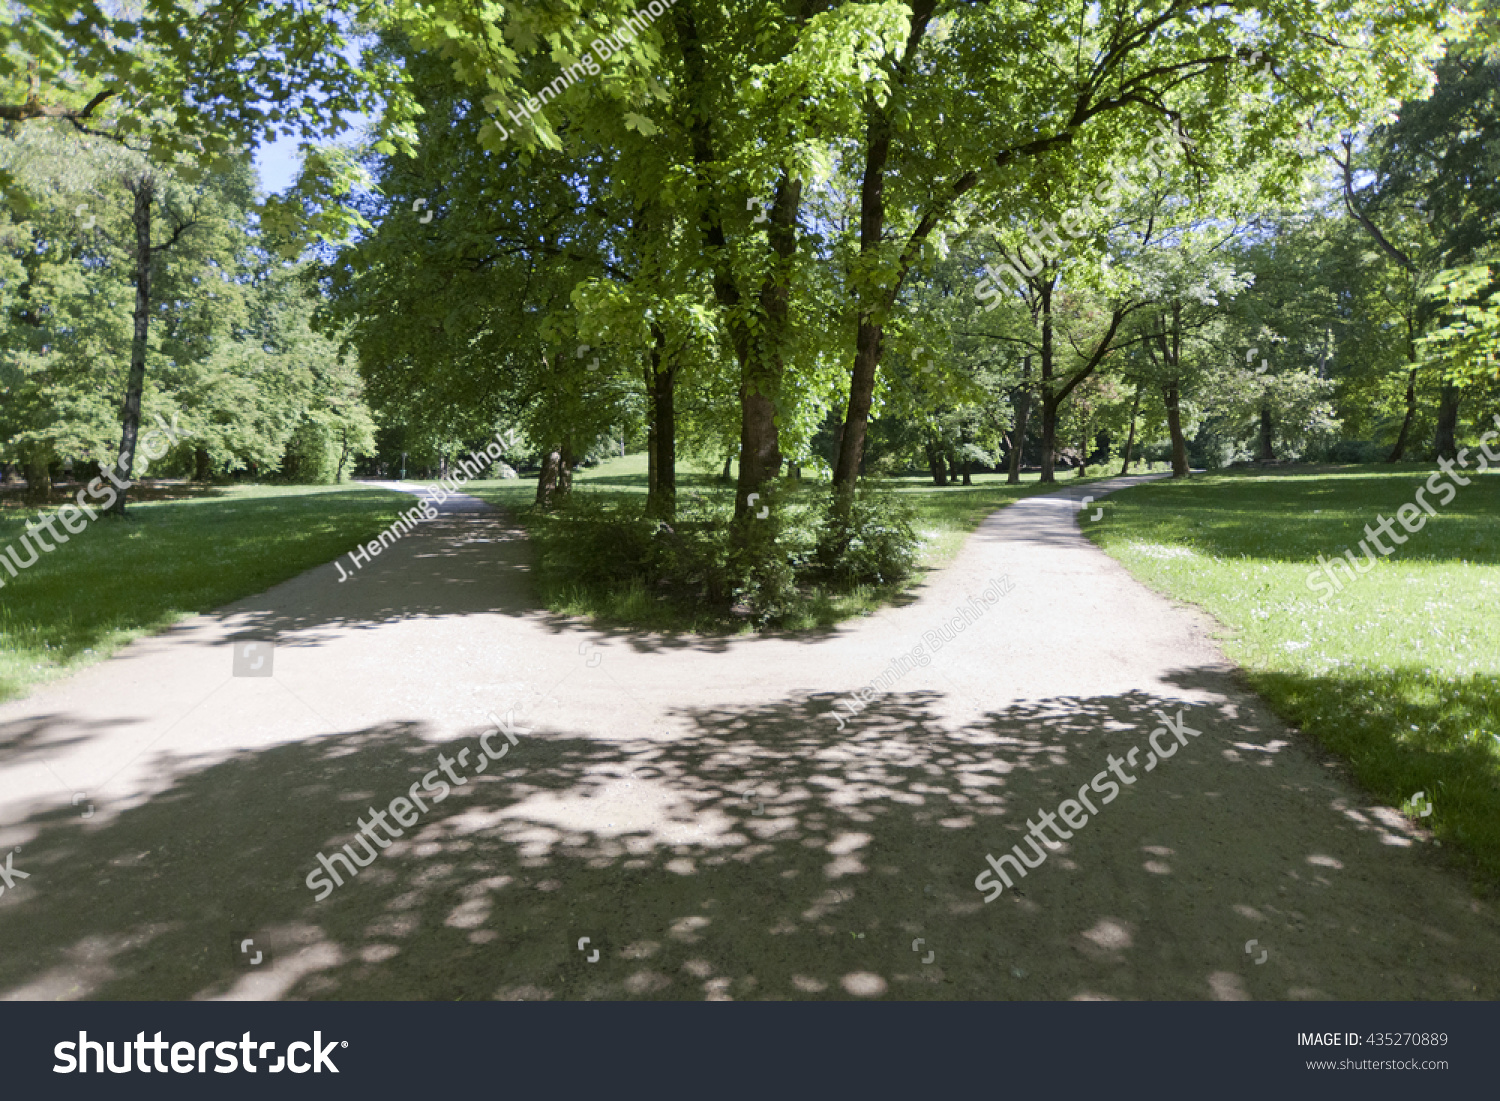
left=0, top=475, right=1495, bottom=1001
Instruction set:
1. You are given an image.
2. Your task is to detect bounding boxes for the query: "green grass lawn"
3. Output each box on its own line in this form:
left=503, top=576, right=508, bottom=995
left=455, top=453, right=1140, bottom=631
left=1086, top=464, right=1500, bottom=889
left=0, top=483, right=415, bottom=702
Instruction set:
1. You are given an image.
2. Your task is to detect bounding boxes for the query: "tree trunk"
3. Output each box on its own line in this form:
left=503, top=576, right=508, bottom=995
left=23, top=450, right=51, bottom=505
left=733, top=174, right=800, bottom=519
left=646, top=325, right=676, bottom=519
left=960, top=455, right=972, bottom=486
left=559, top=441, right=575, bottom=496
left=536, top=448, right=564, bottom=509
left=1387, top=364, right=1418, bottom=462
left=1008, top=358, right=1031, bottom=484
left=1037, top=285, right=1057, bottom=483
left=831, top=96, right=894, bottom=495
left=721, top=452, right=733, bottom=482
left=1257, top=405, right=1275, bottom=462
left=110, top=173, right=155, bottom=515
left=1434, top=381, right=1460, bottom=460
left=645, top=370, right=657, bottom=504
left=1163, top=382, right=1190, bottom=478
left=1039, top=399, right=1059, bottom=483
left=926, top=441, right=947, bottom=486
left=1119, top=383, right=1141, bottom=475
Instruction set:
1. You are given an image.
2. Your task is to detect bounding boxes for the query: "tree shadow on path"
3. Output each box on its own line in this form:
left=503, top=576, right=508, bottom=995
left=1, top=669, right=1493, bottom=1001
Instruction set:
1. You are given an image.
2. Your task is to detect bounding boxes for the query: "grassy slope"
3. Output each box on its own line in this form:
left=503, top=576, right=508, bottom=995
left=1085, top=465, right=1500, bottom=888
left=455, top=453, right=1139, bottom=631
left=0, top=483, right=415, bottom=702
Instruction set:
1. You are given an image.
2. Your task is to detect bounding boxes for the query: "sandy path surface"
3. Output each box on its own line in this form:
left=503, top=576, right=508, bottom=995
left=0, top=476, right=1494, bottom=1001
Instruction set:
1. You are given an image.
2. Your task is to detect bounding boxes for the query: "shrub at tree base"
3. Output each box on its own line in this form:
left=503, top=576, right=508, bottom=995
left=813, top=491, right=921, bottom=588
left=528, top=489, right=920, bottom=629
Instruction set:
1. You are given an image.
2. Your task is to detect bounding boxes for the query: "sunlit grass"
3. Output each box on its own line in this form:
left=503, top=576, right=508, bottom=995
left=0, top=483, right=415, bottom=702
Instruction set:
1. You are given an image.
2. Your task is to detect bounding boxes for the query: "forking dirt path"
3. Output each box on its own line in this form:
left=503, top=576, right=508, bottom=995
left=0, top=475, right=1496, bottom=1001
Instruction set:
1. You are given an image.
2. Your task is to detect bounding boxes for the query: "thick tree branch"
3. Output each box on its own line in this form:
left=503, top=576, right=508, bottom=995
left=1329, top=133, right=1416, bottom=272
left=0, top=87, right=116, bottom=121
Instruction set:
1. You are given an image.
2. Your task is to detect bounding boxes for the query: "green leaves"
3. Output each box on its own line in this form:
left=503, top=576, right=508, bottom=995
left=622, top=111, right=657, bottom=136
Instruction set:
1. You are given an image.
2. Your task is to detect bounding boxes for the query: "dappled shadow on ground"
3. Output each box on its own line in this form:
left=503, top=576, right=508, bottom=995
left=1238, top=666, right=1500, bottom=887
left=2, top=667, right=1488, bottom=1002
left=222, top=505, right=544, bottom=639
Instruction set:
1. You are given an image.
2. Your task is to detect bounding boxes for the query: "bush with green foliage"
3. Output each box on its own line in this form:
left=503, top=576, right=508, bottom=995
left=813, top=490, right=920, bottom=588
left=526, top=485, right=920, bottom=629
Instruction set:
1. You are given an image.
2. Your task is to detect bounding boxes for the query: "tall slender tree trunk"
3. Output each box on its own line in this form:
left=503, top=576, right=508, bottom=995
left=733, top=174, right=801, bottom=519
left=1008, top=357, right=1031, bottom=484
left=1387, top=324, right=1419, bottom=462
left=1387, top=370, right=1417, bottom=461
left=110, top=173, right=155, bottom=515
left=1037, top=283, right=1057, bottom=483
left=1257, top=405, right=1275, bottom=462
left=830, top=3, right=949, bottom=491
left=832, top=100, right=892, bottom=494
left=1434, top=382, right=1460, bottom=460
left=721, top=452, right=733, bottom=482
left=1164, top=381, right=1190, bottom=478
left=1039, top=401, right=1058, bottom=483
left=645, top=324, right=676, bottom=519
left=1119, top=383, right=1141, bottom=475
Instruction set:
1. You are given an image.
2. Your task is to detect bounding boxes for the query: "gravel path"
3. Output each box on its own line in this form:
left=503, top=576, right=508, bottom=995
left=0, top=475, right=1494, bottom=1001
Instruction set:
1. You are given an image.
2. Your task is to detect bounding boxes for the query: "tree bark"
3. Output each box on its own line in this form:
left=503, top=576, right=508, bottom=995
left=733, top=174, right=800, bottom=519
left=1008, top=357, right=1031, bottom=484
left=109, top=174, right=156, bottom=515
left=1164, top=381, right=1190, bottom=478
left=536, top=449, right=564, bottom=509
left=1257, top=405, right=1275, bottom=462
left=23, top=451, right=51, bottom=506
left=1119, top=383, right=1141, bottom=475
left=1039, top=401, right=1059, bottom=483
left=645, top=324, right=676, bottom=519
left=1037, top=282, right=1057, bottom=483
left=1434, top=381, right=1460, bottom=460
left=926, top=441, right=947, bottom=485
left=1387, top=368, right=1418, bottom=462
